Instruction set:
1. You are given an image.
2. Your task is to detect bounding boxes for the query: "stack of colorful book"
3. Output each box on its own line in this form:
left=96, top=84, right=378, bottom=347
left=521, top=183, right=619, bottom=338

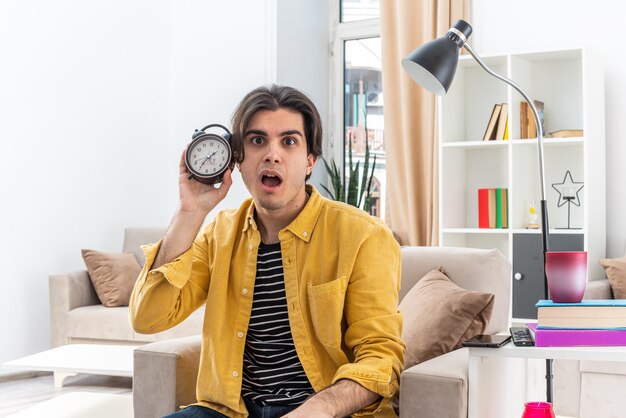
left=477, top=188, right=508, bottom=228
left=528, top=299, right=626, bottom=347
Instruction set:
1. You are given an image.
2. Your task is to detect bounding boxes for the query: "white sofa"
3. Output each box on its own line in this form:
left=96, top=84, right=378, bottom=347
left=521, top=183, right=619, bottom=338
left=49, top=227, right=204, bottom=347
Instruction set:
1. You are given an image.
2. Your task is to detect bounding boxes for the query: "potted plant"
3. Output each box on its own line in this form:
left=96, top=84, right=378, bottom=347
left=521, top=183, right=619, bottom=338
left=321, top=135, right=377, bottom=213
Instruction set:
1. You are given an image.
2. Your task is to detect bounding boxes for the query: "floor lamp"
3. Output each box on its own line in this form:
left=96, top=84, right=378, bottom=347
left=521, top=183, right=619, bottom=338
left=401, top=19, right=554, bottom=402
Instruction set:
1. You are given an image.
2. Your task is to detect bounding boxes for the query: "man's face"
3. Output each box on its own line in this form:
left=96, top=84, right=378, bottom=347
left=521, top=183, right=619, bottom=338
left=238, top=108, right=316, bottom=213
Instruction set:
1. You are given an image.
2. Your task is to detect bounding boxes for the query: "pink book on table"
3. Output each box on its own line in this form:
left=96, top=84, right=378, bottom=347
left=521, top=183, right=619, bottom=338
left=527, top=323, right=626, bottom=347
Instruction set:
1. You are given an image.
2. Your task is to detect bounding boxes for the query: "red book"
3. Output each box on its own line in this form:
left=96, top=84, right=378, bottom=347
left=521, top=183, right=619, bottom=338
left=478, top=188, right=490, bottom=228
left=478, top=188, right=497, bottom=228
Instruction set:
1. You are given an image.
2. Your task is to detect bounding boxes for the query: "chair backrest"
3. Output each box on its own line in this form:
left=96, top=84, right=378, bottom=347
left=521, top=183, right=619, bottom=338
left=123, top=227, right=168, bottom=266
left=399, top=246, right=511, bottom=335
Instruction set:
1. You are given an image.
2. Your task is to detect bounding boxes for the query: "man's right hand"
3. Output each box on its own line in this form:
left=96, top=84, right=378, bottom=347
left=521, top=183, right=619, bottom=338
left=178, top=147, right=233, bottom=216
left=152, top=147, right=233, bottom=269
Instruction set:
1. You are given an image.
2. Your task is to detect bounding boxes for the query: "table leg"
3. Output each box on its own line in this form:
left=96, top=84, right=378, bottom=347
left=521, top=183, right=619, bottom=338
left=54, top=371, right=78, bottom=387
left=468, top=354, right=479, bottom=418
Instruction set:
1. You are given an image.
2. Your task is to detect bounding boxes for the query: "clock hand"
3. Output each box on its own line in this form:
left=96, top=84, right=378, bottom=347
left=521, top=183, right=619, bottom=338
left=194, top=151, right=217, bottom=164
left=197, top=157, right=210, bottom=170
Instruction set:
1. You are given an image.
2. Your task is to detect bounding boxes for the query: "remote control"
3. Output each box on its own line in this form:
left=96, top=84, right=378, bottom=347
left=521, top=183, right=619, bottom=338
left=510, top=326, right=534, bottom=346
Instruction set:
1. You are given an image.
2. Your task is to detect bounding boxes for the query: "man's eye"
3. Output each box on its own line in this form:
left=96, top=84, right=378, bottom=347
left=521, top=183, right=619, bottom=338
left=284, top=138, right=296, bottom=146
left=251, top=137, right=264, bottom=145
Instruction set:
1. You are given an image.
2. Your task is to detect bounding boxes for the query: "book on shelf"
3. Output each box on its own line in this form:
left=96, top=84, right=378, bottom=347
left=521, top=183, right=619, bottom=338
left=478, top=188, right=507, bottom=229
left=478, top=189, right=489, bottom=228
left=494, top=103, right=508, bottom=140
left=549, top=129, right=584, bottom=138
left=519, top=100, right=545, bottom=139
left=478, top=188, right=496, bottom=228
left=533, top=100, right=544, bottom=138
left=527, top=322, right=626, bottom=347
left=483, top=104, right=502, bottom=141
left=495, top=188, right=508, bottom=228
left=519, top=101, right=528, bottom=139
left=536, top=299, right=626, bottom=329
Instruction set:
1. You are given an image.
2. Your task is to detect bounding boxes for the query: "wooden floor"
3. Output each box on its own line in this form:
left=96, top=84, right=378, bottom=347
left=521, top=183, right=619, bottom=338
left=0, top=373, right=132, bottom=417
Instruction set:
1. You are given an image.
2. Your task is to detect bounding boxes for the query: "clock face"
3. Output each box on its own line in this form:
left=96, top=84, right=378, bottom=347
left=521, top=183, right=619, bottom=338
left=186, top=134, right=231, bottom=179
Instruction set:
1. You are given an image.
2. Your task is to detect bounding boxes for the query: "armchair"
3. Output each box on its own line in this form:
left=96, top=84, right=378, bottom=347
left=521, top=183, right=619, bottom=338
left=133, top=246, right=511, bottom=418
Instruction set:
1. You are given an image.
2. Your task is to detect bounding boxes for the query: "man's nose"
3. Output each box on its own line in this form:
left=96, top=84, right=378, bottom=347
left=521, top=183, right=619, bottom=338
left=263, top=141, right=281, bottom=164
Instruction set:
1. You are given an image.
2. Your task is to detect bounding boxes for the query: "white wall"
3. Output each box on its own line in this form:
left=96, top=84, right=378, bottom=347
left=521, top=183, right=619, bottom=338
left=471, top=0, right=626, bottom=259
left=0, top=0, right=271, bottom=363
left=165, top=1, right=278, bottom=217
left=276, top=0, right=330, bottom=188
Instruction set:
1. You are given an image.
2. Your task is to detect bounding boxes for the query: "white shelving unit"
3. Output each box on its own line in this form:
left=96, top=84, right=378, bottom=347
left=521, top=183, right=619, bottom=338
left=438, top=48, right=606, bottom=320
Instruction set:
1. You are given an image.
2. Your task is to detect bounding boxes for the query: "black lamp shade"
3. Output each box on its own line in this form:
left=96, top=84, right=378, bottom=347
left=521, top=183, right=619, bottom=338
left=401, top=20, right=473, bottom=96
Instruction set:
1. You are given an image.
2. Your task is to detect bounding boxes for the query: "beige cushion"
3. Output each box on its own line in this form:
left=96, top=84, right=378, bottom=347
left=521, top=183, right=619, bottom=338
left=599, top=251, right=626, bottom=299
left=122, top=227, right=167, bottom=265
left=399, top=246, right=511, bottom=336
left=399, top=267, right=494, bottom=369
left=66, top=305, right=205, bottom=343
left=81, top=249, right=141, bottom=307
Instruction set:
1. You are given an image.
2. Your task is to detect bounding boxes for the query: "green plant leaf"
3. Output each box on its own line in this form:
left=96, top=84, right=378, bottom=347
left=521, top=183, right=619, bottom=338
left=347, top=160, right=359, bottom=206
left=320, top=184, right=335, bottom=200
left=365, top=154, right=377, bottom=201
left=322, top=156, right=345, bottom=202
left=357, top=136, right=371, bottom=208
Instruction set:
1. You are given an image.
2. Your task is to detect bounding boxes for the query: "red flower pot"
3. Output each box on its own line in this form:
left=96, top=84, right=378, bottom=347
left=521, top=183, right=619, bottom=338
left=545, top=251, right=587, bottom=303
left=521, top=401, right=556, bottom=418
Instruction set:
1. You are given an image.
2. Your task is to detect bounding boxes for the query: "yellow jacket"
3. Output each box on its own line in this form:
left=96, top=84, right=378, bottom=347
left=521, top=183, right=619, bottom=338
left=129, top=185, right=404, bottom=417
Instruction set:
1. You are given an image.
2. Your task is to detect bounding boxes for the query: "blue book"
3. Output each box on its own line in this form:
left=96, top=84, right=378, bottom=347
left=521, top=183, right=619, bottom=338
left=536, top=299, right=626, bottom=308
left=536, top=299, right=626, bottom=329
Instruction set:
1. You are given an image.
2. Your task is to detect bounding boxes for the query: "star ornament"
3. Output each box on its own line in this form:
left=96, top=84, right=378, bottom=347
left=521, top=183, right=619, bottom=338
left=551, top=170, right=584, bottom=207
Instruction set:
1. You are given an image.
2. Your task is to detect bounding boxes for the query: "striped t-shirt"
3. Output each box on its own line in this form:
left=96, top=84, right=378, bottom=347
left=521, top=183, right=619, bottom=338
left=241, top=242, right=314, bottom=405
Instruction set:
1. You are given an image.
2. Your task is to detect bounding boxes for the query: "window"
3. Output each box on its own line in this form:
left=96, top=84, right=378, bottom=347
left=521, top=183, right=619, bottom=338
left=330, top=1, right=385, bottom=219
left=341, top=0, right=380, bottom=22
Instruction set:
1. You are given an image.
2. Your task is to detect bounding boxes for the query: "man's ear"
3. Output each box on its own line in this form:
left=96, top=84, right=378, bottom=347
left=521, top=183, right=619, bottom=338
left=306, top=154, right=317, bottom=176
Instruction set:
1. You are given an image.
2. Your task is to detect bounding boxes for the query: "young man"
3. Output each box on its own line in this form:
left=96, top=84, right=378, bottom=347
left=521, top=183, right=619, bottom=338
left=129, top=85, right=404, bottom=418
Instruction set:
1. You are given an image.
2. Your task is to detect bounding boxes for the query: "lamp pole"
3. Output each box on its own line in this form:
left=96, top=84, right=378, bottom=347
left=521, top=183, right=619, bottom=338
left=461, top=42, right=550, bottom=296
left=461, top=41, right=553, bottom=403
left=402, top=20, right=554, bottom=402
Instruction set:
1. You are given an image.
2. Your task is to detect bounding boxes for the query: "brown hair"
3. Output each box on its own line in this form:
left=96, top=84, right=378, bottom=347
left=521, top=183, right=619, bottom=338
left=230, top=85, right=323, bottom=179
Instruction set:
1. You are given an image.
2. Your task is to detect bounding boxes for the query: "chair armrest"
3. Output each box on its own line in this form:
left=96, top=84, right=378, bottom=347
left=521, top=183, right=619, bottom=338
left=49, top=271, right=99, bottom=347
left=133, top=335, right=202, bottom=418
left=399, top=348, right=468, bottom=418
left=583, top=279, right=613, bottom=300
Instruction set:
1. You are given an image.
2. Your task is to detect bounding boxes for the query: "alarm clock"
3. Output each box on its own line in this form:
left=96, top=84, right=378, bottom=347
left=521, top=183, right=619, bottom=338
left=185, top=123, right=234, bottom=185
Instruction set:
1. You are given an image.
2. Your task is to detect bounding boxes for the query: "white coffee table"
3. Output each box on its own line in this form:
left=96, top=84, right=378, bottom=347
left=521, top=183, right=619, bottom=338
left=7, top=391, right=133, bottom=418
left=2, top=344, right=137, bottom=387
left=467, top=342, right=626, bottom=418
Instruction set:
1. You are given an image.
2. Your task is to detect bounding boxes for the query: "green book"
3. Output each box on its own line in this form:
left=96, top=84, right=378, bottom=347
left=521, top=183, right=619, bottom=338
left=496, top=188, right=503, bottom=228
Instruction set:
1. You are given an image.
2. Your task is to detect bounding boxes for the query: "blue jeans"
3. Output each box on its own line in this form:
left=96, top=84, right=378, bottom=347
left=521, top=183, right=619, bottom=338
left=162, top=400, right=298, bottom=418
left=162, top=406, right=227, bottom=418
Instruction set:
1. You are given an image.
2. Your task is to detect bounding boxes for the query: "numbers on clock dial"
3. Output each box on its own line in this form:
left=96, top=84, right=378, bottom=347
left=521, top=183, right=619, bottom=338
left=190, top=138, right=230, bottom=176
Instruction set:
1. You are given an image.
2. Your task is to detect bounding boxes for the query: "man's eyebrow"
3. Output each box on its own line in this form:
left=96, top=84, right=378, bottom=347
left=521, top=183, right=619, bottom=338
left=279, top=129, right=304, bottom=137
left=244, top=129, right=304, bottom=137
left=244, top=129, right=267, bottom=137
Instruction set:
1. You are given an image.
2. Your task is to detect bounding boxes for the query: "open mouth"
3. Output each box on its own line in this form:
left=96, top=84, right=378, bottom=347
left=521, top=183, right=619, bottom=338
left=261, top=173, right=282, bottom=189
